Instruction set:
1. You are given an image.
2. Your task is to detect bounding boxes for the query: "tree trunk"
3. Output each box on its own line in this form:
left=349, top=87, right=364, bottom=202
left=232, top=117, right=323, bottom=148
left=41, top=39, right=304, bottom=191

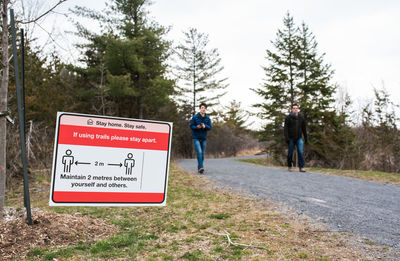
left=0, top=0, right=9, bottom=218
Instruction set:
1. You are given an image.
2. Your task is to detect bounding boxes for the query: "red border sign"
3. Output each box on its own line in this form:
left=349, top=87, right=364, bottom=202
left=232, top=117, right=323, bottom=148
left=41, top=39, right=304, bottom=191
left=49, top=112, right=172, bottom=206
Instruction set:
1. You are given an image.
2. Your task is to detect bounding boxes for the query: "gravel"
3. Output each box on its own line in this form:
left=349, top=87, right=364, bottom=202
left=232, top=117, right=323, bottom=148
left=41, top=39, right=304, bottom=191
left=177, top=156, right=400, bottom=254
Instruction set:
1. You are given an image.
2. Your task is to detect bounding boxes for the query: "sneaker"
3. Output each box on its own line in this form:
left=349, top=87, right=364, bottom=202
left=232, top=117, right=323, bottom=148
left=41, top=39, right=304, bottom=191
left=198, top=168, right=204, bottom=174
left=299, top=168, right=306, bottom=172
left=288, top=167, right=292, bottom=172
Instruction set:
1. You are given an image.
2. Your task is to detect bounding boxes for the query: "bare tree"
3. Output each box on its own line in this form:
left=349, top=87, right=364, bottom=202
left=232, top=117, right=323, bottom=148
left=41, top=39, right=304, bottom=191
left=0, top=0, right=10, bottom=218
left=0, top=0, right=68, bottom=219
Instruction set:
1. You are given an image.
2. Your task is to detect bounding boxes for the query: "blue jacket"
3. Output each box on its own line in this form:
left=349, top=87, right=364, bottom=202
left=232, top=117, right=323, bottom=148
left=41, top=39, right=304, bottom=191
left=190, top=113, right=212, bottom=140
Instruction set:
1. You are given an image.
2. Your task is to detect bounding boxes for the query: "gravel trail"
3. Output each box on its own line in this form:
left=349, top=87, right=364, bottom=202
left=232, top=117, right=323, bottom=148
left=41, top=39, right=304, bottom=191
left=177, top=156, right=400, bottom=253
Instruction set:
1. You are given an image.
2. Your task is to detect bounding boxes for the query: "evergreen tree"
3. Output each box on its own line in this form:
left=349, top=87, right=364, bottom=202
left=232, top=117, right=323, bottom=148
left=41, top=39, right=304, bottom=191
left=254, top=13, right=340, bottom=166
left=70, top=0, right=174, bottom=119
left=253, top=12, right=300, bottom=159
left=174, top=28, right=228, bottom=115
left=222, top=100, right=250, bottom=131
left=296, top=22, right=336, bottom=162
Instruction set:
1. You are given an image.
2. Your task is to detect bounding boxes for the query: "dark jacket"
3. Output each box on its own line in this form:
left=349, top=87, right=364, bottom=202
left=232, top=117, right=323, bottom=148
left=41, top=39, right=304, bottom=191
left=284, top=112, right=307, bottom=143
left=190, top=113, right=212, bottom=140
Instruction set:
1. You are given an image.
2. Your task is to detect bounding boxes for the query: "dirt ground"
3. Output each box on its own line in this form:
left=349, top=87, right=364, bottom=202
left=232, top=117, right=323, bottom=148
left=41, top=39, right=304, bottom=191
left=0, top=207, right=117, bottom=260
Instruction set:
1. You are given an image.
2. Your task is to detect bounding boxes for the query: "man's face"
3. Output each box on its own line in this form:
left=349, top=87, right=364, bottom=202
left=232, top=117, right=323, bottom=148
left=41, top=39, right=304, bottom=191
left=200, top=105, right=206, bottom=114
left=291, top=106, right=299, bottom=114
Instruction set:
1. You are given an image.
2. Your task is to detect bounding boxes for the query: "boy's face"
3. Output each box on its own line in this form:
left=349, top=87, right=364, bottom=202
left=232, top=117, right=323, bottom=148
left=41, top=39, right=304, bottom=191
left=200, top=105, right=206, bottom=114
left=291, top=106, right=299, bottom=114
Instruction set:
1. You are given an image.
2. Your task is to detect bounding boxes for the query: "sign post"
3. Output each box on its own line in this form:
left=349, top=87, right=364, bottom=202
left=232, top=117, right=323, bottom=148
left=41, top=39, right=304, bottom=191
left=49, top=112, right=172, bottom=206
left=10, top=9, right=32, bottom=225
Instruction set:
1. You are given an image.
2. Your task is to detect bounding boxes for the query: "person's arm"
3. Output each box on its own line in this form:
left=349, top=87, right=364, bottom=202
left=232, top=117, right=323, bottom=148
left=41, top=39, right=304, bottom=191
left=284, top=116, right=289, bottom=143
left=204, top=117, right=211, bottom=130
left=190, top=115, right=200, bottom=130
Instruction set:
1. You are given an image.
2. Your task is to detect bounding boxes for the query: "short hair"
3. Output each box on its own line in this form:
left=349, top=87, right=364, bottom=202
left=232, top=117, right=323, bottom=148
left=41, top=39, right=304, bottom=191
left=291, top=104, right=299, bottom=108
left=199, top=102, right=207, bottom=109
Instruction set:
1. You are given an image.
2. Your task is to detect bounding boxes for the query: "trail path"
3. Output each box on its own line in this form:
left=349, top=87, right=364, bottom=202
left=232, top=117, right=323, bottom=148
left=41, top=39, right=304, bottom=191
left=177, top=156, right=400, bottom=253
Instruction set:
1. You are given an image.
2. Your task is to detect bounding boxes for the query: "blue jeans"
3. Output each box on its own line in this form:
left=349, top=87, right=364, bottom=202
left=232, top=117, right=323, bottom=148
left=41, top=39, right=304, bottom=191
left=193, top=139, right=207, bottom=170
left=287, top=138, right=304, bottom=168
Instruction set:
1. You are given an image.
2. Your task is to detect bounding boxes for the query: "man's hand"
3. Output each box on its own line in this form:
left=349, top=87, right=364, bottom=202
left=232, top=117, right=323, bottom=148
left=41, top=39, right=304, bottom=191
left=197, top=125, right=202, bottom=129
left=201, top=123, right=205, bottom=128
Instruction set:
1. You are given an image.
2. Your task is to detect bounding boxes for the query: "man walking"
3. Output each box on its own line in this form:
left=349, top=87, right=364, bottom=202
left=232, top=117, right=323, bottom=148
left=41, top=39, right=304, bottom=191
left=284, top=104, right=308, bottom=172
left=190, top=103, right=212, bottom=174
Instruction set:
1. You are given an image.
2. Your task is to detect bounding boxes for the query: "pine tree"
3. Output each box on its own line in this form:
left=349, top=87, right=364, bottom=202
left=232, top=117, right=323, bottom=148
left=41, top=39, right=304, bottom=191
left=296, top=22, right=336, bottom=162
left=174, top=28, right=228, bottom=115
left=253, top=12, right=300, bottom=159
left=222, top=100, right=250, bottom=132
left=71, top=0, right=174, bottom=119
left=254, top=13, right=340, bottom=166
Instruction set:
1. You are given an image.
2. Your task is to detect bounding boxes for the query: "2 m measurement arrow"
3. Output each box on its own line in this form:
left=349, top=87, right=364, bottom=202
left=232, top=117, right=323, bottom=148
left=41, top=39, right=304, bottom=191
left=75, top=161, right=91, bottom=165
left=108, top=163, right=122, bottom=167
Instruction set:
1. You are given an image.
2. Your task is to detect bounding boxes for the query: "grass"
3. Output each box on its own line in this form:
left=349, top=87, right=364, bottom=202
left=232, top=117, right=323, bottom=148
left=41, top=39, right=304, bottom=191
left=236, top=157, right=400, bottom=185
left=6, top=162, right=378, bottom=260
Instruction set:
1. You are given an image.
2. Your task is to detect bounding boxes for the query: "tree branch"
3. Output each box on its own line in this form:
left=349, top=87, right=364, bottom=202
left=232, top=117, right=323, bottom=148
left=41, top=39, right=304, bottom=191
left=224, top=231, right=267, bottom=250
left=19, top=0, right=68, bottom=24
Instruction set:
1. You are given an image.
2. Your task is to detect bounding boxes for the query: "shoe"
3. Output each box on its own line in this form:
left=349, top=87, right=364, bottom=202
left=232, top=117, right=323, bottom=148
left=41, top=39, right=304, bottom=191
left=198, top=168, right=204, bottom=174
left=299, top=168, right=306, bottom=172
left=288, top=167, right=292, bottom=172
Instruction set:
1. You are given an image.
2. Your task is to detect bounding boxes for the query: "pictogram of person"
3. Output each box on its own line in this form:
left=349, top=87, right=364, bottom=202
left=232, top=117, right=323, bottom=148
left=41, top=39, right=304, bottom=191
left=124, top=153, right=135, bottom=175
left=62, top=149, right=74, bottom=173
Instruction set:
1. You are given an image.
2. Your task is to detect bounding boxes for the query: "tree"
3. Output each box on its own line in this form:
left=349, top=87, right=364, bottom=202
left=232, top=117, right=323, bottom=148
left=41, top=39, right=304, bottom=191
left=221, top=100, right=250, bottom=132
left=0, top=0, right=69, bottom=218
left=174, top=27, right=228, bottom=115
left=254, top=13, right=340, bottom=166
left=253, top=12, right=300, bottom=159
left=296, top=22, right=336, bottom=163
left=70, top=0, right=174, bottom=119
left=358, top=87, right=400, bottom=172
left=0, top=0, right=10, bottom=218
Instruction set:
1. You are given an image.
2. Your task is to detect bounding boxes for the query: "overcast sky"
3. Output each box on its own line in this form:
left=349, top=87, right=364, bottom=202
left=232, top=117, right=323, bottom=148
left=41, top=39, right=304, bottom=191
left=24, top=0, right=400, bottom=124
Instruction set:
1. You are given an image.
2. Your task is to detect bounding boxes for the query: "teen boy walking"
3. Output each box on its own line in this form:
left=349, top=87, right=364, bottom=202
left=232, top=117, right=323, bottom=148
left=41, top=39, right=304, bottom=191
left=190, top=103, right=212, bottom=174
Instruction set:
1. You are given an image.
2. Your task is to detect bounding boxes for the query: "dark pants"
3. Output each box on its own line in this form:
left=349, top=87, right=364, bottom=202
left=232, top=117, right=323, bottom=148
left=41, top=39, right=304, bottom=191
left=287, top=138, right=304, bottom=168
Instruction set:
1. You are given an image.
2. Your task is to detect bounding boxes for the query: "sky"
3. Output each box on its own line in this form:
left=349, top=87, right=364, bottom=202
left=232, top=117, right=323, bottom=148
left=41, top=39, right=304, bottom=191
left=19, top=0, right=400, bottom=127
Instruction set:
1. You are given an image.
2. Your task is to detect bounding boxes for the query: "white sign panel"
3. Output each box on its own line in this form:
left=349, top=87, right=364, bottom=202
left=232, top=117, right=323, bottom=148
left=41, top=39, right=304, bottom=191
left=49, top=112, right=172, bottom=206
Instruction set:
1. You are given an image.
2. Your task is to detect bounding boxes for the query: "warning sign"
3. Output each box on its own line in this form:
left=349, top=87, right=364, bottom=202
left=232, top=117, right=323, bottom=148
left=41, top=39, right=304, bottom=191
left=49, top=112, right=172, bottom=206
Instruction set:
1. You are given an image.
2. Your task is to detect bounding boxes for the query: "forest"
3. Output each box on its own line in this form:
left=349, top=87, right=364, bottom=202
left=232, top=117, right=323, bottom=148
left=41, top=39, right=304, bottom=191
left=2, top=0, right=400, bottom=187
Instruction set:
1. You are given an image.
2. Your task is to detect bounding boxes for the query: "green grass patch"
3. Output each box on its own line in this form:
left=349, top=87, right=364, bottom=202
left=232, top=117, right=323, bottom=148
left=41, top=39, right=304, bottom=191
left=182, top=249, right=204, bottom=260
left=209, top=213, right=230, bottom=220
left=236, top=158, right=400, bottom=184
left=363, top=238, right=375, bottom=245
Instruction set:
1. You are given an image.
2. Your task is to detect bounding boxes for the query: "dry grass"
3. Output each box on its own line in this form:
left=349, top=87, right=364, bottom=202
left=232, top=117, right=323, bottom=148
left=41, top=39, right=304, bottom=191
left=3, top=162, right=393, bottom=260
